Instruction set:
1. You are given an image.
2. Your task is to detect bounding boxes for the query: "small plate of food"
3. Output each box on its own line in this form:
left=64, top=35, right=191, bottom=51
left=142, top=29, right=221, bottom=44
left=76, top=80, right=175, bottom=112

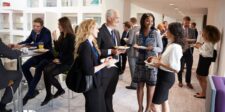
left=123, top=38, right=129, bottom=41
left=33, top=49, right=49, bottom=53
left=133, top=45, right=147, bottom=50
left=144, top=57, right=157, bottom=68
left=114, top=46, right=130, bottom=50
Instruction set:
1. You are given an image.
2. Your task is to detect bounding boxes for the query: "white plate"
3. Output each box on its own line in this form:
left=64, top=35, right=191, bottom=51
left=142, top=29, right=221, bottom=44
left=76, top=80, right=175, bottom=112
left=134, top=45, right=147, bottom=50
left=115, top=46, right=130, bottom=50
left=123, top=38, right=129, bottom=41
left=28, top=46, right=37, bottom=50
left=100, top=58, right=119, bottom=68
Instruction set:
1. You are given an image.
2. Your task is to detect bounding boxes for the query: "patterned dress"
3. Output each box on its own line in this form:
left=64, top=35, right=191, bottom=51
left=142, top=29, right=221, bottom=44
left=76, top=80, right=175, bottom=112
left=133, top=29, right=163, bottom=86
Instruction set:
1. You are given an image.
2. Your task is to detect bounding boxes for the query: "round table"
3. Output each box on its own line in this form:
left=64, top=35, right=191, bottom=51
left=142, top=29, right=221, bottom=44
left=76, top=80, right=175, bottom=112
left=17, top=49, right=48, bottom=112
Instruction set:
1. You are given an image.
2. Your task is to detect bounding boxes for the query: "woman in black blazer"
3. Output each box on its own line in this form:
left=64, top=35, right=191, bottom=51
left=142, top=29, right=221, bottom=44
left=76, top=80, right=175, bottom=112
left=41, top=17, right=75, bottom=106
left=75, top=19, right=114, bottom=112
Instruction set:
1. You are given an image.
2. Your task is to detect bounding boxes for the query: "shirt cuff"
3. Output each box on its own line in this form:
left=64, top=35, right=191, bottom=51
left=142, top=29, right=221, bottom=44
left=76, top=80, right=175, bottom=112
left=108, top=49, right=112, bottom=55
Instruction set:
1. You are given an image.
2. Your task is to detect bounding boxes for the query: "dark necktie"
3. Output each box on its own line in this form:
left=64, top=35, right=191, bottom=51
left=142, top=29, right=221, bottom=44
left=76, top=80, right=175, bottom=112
left=111, top=30, right=116, bottom=46
left=34, top=34, right=38, bottom=42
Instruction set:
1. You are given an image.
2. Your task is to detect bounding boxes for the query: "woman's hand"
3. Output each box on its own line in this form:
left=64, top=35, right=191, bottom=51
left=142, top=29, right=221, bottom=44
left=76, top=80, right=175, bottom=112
left=103, top=57, right=110, bottom=66
left=52, top=30, right=57, bottom=41
left=152, top=57, right=161, bottom=68
left=53, top=58, right=61, bottom=64
left=146, top=45, right=153, bottom=51
left=133, top=44, right=139, bottom=49
left=194, top=42, right=202, bottom=49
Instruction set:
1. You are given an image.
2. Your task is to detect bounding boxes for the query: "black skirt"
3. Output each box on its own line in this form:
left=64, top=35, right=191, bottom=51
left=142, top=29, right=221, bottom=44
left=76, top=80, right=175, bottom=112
left=196, top=55, right=212, bottom=76
left=152, top=69, right=175, bottom=104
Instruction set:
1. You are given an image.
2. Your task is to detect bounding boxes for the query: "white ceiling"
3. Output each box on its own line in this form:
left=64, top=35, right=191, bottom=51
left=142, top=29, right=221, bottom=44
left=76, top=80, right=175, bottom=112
left=131, top=0, right=217, bottom=20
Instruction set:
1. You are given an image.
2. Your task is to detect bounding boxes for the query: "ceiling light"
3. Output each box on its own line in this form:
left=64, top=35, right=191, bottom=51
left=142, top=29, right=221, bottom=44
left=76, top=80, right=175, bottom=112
left=175, top=8, right=179, bottom=10
left=169, top=4, right=174, bottom=6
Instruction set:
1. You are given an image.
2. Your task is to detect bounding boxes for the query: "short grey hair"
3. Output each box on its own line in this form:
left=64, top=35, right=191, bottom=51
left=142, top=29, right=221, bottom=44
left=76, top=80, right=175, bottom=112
left=105, top=9, right=118, bottom=20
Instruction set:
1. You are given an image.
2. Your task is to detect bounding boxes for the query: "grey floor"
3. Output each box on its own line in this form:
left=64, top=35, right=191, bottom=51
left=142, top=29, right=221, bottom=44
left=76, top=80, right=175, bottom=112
left=4, top=51, right=205, bottom=112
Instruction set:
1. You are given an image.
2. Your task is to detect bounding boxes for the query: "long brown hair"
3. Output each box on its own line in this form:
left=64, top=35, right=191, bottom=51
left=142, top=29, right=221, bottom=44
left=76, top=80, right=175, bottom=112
left=58, top=17, right=74, bottom=37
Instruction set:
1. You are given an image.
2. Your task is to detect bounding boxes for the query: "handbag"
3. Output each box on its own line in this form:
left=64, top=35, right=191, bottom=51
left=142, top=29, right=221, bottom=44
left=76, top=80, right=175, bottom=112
left=66, top=56, right=94, bottom=93
left=211, top=49, right=217, bottom=62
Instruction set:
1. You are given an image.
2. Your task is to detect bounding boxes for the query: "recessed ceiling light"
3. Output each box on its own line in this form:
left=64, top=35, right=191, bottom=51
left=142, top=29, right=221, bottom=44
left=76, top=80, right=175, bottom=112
left=175, top=8, right=179, bottom=10
left=169, top=4, right=174, bottom=6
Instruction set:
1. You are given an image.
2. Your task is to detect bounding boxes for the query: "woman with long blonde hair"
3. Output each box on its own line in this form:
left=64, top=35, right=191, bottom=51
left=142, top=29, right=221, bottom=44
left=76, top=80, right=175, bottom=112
left=75, top=19, right=113, bottom=112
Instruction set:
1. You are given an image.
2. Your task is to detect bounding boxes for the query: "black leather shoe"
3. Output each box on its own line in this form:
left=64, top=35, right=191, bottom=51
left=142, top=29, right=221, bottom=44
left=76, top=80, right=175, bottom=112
left=31, top=90, right=40, bottom=98
left=23, top=95, right=30, bottom=106
left=23, top=90, right=40, bottom=106
left=126, top=86, right=136, bottom=90
left=0, top=108, right=12, bottom=112
left=41, top=95, right=54, bottom=106
left=53, top=89, right=65, bottom=98
left=187, top=83, right=194, bottom=89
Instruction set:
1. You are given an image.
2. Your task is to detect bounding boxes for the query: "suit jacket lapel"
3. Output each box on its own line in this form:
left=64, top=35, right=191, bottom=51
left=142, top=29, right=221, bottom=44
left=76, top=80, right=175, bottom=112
left=102, top=24, right=115, bottom=46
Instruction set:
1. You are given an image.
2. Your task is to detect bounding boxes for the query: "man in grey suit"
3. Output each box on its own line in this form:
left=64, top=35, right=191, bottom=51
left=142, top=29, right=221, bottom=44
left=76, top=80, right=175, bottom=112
left=125, top=17, right=140, bottom=90
left=0, top=39, right=22, bottom=112
left=178, top=16, right=196, bottom=89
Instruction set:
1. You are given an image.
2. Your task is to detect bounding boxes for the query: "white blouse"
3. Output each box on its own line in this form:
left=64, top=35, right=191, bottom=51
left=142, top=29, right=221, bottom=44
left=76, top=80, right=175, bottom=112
left=199, top=42, right=214, bottom=58
left=160, top=43, right=183, bottom=73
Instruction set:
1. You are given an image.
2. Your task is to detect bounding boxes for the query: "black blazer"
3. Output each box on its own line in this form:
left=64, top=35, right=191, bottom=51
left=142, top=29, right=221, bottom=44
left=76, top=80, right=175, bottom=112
left=97, top=24, right=122, bottom=75
left=97, top=24, right=121, bottom=57
left=121, top=31, right=128, bottom=46
left=78, top=40, right=101, bottom=88
left=54, top=33, right=75, bottom=66
left=0, top=39, right=21, bottom=88
left=19, top=27, right=53, bottom=59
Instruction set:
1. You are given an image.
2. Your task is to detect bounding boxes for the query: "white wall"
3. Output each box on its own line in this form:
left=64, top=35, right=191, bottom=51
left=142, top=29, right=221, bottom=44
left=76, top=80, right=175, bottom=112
left=192, top=15, right=204, bottom=40
left=102, top=0, right=124, bottom=33
left=207, top=0, right=225, bottom=76
left=130, top=3, right=177, bottom=28
left=164, top=16, right=176, bottom=23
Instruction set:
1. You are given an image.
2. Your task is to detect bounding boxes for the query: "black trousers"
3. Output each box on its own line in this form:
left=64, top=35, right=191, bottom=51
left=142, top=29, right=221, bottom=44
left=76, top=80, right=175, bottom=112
left=22, top=56, right=50, bottom=96
left=0, top=71, right=22, bottom=104
left=83, top=86, right=105, bottom=112
left=121, top=53, right=127, bottom=73
left=178, top=48, right=193, bottom=83
left=43, top=62, right=70, bottom=96
left=102, top=67, right=119, bottom=112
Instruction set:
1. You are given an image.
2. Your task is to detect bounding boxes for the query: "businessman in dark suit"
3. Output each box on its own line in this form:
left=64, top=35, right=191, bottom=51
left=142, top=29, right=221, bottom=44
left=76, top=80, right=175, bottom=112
left=0, top=39, right=22, bottom=112
left=11, top=18, right=53, bottom=105
left=97, top=9, right=125, bottom=112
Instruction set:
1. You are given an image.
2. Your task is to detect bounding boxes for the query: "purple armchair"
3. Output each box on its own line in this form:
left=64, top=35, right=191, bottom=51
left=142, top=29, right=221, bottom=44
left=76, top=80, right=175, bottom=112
left=212, top=76, right=225, bottom=112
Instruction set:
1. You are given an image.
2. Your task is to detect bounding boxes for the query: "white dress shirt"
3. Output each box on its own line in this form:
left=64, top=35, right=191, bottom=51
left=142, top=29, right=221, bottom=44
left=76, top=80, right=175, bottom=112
left=160, top=43, right=183, bottom=73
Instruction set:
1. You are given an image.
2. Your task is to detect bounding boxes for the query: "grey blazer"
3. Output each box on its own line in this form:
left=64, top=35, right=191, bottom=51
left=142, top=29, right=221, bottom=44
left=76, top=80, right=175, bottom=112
left=184, top=28, right=196, bottom=39
left=126, top=26, right=140, bottom=58
left=183, top=27, right=197, bottom=50
left=0, top=39, right=21, bottom=88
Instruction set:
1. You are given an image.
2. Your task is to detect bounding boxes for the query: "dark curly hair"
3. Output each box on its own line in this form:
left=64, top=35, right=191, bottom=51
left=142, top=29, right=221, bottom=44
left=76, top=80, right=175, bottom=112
left=203, top=25, right=220, bottom=44
left=168, top=22, right=185, bottom=48
left=140, top=13, right=156, bottom=32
